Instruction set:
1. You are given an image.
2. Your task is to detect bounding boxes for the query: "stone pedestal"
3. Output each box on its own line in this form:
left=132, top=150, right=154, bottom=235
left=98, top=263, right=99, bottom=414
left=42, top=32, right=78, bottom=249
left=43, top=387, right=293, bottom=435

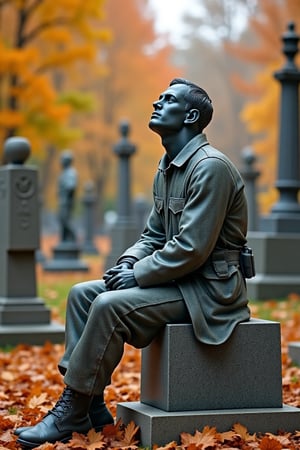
left=117, top=320, right=300, bottom=447
left=246, top=231, right=300, bottom=299
left=43, top=242, right=89, bottom=272
left=0, top=137, right=64, bottom=345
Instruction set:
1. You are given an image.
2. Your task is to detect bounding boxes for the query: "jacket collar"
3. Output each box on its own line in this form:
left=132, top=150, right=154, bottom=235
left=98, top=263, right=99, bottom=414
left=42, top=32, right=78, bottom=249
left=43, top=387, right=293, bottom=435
left=158, top=133, right=209, bottom=171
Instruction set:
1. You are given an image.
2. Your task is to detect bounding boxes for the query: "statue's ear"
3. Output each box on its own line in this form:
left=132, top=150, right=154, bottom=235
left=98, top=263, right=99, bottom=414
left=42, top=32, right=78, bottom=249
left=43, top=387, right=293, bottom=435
left=184, top=109, right=200, bottom=124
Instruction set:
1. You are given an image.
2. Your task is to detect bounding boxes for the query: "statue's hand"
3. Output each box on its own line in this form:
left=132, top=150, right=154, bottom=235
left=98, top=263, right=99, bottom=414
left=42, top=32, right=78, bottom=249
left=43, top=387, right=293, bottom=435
left=103, top=267, right=137, bottom=290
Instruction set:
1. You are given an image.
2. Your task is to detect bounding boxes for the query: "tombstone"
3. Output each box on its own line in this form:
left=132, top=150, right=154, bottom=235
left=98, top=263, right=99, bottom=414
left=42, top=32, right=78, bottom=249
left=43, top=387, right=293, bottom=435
left=246, top=22, right=300, bottom=299
left=81, top=181, right=99, bottom=255
left=240, top=147, right=260, bottom=232
left=118, top=320, right=300, bottom=447
left=105, top=120, right=139, bottom=270
left=43, top=150, right=89, bottom=272
left=0, top=137, right=64, bottom=345
left=133, top=195, right=151, bottom=236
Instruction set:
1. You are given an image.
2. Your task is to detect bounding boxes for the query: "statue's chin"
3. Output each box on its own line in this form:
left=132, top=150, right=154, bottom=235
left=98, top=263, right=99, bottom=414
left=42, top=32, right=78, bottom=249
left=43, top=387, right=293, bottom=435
left=148, top=120, right=163, bottom=135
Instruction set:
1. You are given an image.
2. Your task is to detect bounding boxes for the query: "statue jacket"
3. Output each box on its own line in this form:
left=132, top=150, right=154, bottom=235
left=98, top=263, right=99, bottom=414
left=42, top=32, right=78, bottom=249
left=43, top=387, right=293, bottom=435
left=119, top=133, right=250, bottom=345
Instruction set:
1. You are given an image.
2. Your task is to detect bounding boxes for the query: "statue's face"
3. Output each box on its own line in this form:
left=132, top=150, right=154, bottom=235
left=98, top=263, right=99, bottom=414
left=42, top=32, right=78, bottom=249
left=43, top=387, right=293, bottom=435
left=149, top=84, right=189, bottom=136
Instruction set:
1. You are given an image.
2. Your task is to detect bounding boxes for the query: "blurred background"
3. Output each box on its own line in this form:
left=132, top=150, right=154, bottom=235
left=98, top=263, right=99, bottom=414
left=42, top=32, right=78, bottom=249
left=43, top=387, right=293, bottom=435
left=0, top=0, right=299, bottom=232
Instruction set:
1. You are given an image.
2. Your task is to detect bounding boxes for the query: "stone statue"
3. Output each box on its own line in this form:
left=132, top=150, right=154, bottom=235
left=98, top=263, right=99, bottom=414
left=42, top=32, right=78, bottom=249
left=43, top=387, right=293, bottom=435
left=57, top=150, right=77, bottom=243
left=16, top=78, right=251, bottom=448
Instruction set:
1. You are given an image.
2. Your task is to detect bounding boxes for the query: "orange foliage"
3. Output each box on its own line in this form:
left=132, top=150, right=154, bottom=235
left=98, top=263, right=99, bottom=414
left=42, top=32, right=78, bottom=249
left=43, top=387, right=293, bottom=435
left=64, top=0, right=180, bottom=219
left=225, top=0, right=300, bottom=214
left=0, top=0, right=111, bottom=153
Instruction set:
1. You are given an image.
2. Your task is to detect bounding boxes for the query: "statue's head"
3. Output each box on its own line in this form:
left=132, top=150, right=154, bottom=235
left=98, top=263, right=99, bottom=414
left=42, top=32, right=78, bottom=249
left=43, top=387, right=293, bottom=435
left=60, top=150, right=73, bottom=168
left=169, top=78, right=213, bottom=132
left=149, top=78, right=213, bottom=137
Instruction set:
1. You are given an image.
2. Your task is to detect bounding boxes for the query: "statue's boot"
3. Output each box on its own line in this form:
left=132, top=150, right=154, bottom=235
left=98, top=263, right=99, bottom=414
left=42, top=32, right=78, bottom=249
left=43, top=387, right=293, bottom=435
left=17, top=386, right=92, bottom=448
left=15, top=393, right=113, bottom=438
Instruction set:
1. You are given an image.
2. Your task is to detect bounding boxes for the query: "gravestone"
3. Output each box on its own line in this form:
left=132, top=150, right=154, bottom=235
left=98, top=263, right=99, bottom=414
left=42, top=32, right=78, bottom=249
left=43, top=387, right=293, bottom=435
left=240, top=147, right=260, bottom=232
left=43, top=150, right=89, bottom=272
left=247, top=22, right=300, bottom=299
left=81, top=181, right=99, bottom=255
left=0, top=137, right=64, bottom=345
left=117, top=320, right=300, bottom=447
left=105, top=120, right=138, bottom=270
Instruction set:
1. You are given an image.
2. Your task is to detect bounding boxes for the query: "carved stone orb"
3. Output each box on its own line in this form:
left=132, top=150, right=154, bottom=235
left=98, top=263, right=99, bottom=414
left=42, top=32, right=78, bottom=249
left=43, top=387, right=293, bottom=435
left=4, top=137, right=31, bottom=165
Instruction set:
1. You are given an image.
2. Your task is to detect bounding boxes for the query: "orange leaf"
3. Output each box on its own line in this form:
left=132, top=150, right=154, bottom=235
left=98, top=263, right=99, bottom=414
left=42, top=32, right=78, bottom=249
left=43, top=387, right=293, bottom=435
left=110, top=421, right=139, bottom=448
left=86, top=429, right=105, bottom=450
left=68, top=431, right=88, bottom=448
left=259, top=435, right=282, bottom=450
left=180, top=426, right=219, bottom=449
left=232, top=423, right=256, bottom=441
left=153, top=441, right=178, bottom=450
left=28, top=393, right=49, bottom=408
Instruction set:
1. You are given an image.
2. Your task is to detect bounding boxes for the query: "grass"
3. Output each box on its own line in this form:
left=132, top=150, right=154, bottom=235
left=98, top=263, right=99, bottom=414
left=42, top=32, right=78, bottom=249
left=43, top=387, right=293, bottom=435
left=36, top=236, right=300, bottom=326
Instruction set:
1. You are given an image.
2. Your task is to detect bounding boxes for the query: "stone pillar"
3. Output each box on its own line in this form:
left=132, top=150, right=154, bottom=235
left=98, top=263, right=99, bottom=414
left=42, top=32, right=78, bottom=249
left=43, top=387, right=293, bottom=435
left=0, top=137, right=64, bottom=345
left=240, top=147, right=260, bottom=231
left=247, top=22, right=300, bottom=299
left=81, top=181, right=99, bottom=255
left=105, top=120, right=138, bottom=270
left=260, top=21, right=300, bottom=233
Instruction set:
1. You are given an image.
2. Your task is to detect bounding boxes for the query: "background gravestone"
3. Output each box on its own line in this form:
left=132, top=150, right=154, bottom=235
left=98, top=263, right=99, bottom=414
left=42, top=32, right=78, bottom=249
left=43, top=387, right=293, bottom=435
left=43, top=150, right=89, bottom=272
left=0, top=137, right=64, bottom=345
left=247, top=22, right=300, bottom=299
left=105, top=120, right=139, bottom=270
left=81, top=181, right=99, bottom=255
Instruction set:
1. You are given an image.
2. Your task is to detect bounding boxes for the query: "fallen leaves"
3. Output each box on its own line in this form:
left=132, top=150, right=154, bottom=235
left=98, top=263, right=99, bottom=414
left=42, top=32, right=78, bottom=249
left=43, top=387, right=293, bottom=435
left=1, top=247, right=300, bottom=449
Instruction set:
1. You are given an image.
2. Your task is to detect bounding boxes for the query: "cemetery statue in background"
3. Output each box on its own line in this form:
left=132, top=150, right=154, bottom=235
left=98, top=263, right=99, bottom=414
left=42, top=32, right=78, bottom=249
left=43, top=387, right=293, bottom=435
left=16, top=78, right=255, bottom=448
left=42, top=150, right=88, bottom=272
left=58, top=150, right=78, bottom=243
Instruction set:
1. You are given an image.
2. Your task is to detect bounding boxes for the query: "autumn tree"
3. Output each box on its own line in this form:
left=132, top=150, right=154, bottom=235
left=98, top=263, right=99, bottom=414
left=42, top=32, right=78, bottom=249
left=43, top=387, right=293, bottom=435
left=68, top=0, right=179, bottom=226
left=225, top=0, right=300, bottom=213
left=172, top=0, right=259, bottom=168
left=0, top=0, right=110, bottom=159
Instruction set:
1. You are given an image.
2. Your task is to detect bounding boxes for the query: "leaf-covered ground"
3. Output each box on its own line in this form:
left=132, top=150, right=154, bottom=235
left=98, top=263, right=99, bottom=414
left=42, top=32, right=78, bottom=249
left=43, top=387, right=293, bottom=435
left=1, top=237, right=300, bottom=449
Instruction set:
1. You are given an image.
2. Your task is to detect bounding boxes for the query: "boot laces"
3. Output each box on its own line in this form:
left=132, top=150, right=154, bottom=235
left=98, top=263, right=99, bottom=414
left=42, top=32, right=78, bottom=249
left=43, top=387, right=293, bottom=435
left=49, top=386, right=74, bottom=419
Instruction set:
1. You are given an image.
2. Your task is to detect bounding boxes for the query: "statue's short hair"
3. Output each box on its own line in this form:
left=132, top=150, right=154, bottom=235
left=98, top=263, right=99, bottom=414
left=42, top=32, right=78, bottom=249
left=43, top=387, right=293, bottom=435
left=169, top=78, right=213, bottom=132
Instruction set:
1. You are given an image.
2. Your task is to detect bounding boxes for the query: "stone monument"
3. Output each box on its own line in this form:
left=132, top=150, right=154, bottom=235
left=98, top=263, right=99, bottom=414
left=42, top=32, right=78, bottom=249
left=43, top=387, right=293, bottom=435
left=43, top=150, right=89, bottom=272
left=118, top=320, right=300, bottom=447
left=105, top=120, right=138, bottom=270
left=81, top=181, right=99, bottom=255
left=240, top=147, right=260, bottom=232
left=247, top=22, right=300, bottom=299
left=0, top=137, right=64, bottom=345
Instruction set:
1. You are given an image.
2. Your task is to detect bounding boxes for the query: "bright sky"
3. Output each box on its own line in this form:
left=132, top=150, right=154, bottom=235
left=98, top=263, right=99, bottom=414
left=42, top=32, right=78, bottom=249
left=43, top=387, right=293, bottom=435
left=148, top=0, right=196, bottom=46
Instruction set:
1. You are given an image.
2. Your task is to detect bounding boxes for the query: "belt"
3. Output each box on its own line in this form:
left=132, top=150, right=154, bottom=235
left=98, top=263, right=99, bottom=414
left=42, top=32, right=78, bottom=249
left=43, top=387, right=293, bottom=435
left=210, top=249, right=240, bottom=265
left=206, top=249, right=240, bottom=278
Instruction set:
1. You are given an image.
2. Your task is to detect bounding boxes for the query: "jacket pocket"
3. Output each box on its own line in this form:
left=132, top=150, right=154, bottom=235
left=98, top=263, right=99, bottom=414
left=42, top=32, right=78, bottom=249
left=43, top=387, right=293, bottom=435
left=169, top=197, right=185, bottom=214
left=201, top=262, right=238, bottom=280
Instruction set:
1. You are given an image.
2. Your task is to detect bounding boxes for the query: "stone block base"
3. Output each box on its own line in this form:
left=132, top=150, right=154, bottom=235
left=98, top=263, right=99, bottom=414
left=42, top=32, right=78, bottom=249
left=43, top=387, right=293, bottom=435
left=141, top=319, right=282, bottom=411
left=43, top=242, right=89, bottom=272
left=246, top=232, right=300, bottom=299
left=117, top=402, right=300, bottom=448
left=0, top=322, right=65, bottom=346
left=288, top=342, right=300, bottom=365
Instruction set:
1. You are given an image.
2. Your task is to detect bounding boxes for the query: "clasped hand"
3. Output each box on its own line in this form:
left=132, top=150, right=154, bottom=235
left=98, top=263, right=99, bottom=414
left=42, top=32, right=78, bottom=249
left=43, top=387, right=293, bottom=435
left=103, top=263, right=138, bottom=290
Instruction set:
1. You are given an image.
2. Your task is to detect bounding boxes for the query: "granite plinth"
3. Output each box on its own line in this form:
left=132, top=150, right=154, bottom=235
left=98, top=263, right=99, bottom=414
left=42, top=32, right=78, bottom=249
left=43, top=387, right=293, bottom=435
left=0, top=322, right=65, bottom=346
left=141, top=319, right=282, bottom=411
left=43, top=242, right=89, bottom=272
left=288, top=342, right=300, bottom=365
left=117, top=402, right=300, bottom=448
